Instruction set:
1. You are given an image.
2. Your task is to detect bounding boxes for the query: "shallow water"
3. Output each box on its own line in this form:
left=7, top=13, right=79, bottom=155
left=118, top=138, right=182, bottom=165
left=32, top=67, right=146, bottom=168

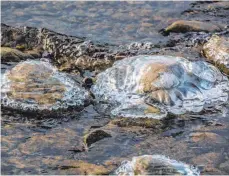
left=1, top=1, right=191, bottom=45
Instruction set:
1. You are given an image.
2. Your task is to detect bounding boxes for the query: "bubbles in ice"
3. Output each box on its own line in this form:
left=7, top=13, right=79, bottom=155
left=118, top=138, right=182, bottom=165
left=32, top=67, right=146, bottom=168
left=92, top=55, right=229, bottom=118
left=114, top=155, right=200, bottom=176
left=1, top=60, right=90, bottom=111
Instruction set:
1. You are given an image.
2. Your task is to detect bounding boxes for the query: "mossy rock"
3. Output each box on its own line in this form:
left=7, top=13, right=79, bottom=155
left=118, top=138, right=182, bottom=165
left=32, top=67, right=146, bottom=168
left=83, top=130, right=111, bottom=147
left=16, top=44, right=26, bottom=51
left=1, top=47, right=34, bottom=62
left=111, top=118, right=162, bottom=128
left=215, top=62, right=229, bottom=76
left=165, top=20, right=222, bottom=34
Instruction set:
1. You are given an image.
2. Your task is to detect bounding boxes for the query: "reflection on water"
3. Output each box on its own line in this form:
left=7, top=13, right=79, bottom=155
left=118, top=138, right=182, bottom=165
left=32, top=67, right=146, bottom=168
left=1, top=1, right=191, bottom=45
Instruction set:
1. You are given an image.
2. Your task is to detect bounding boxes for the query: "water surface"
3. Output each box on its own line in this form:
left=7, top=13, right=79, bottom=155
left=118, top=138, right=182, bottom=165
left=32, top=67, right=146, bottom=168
left=1, top=1, right=191, bottom=45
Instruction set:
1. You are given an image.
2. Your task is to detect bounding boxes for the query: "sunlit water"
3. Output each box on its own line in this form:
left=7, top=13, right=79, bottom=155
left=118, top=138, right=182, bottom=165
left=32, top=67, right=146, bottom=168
left=1, top=1, right=191, bottom=45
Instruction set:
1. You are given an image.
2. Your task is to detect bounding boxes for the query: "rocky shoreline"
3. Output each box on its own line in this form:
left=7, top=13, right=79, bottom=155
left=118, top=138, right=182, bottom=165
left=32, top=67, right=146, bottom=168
left=1, top=1, right=229, bottom=175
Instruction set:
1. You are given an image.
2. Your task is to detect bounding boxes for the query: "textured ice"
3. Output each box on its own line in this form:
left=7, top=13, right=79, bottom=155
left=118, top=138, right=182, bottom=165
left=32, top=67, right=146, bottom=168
left=1, top=60, right=90, bottom=111
left=92, top=55, right=229, bottom=118
left=114, top=155, right=200, bottom=176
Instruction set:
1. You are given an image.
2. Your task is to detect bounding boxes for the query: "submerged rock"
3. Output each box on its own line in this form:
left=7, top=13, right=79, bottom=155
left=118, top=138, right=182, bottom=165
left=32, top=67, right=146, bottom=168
left=114, top=155, right=200, bottom=175
left=189, top=132, right=226, bottom=144
left=43, top=157, right=110, bottom=175
left=111, top=118, right=162, bottom=129
left=84, top=130, right=111, bottom=147
left=92, top=55, right=229, bottom=118
left=164, top=20, right=222, bottom=34
left=1, top=60, right=90, bottom=111
left=202, top=35, right=229, bottom=75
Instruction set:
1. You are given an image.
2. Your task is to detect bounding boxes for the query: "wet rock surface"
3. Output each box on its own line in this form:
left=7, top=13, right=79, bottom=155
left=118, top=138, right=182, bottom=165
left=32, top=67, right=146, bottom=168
left=1, top=1, right=229, bottom=175
left=1, top=23, right=117, bottom=72
left=1, top=105, right=229, bottom=175
left=164, top=20, right=223, bottom=34
left=189, top=132, right=226, bottom=144
left=203, top=35, right=229, bottom=75
left=84, top=130, right=112, bottom=147
left=1, top=47, right=35, bottom=62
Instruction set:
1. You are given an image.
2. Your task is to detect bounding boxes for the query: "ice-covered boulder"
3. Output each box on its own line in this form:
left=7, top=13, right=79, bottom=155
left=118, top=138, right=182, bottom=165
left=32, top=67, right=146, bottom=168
left=92, top=55, right=229, bottom=118
left=1, top=60, right=90, bottom=111
left=114, top=155, right=200, bottom=176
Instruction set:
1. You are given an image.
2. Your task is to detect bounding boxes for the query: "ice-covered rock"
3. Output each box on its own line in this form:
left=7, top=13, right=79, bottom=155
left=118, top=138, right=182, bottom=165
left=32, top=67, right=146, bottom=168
left=92, top=55, right=229, bottom=118
left=114, top=155, right=200, bottom=176
left=1, top=60, right=90, bottom=111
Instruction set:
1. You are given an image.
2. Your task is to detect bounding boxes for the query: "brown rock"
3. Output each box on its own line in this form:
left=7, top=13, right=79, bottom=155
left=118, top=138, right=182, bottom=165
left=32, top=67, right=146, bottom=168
left=192, top=152, right=220, bottom=165
left=2, top=60, right=90, bottom=112
left=139, top=62, right=176, bottom=105
left=165, top=20, right=222, bottom=33
left=111, top=118, right=162, bottom=129
left=42, top=157, right=109, bottom=175
left=202, top=35, right=229, bottom=75
left=59, top=55, right=113, bottom=72
left=139, top=63, right=169, bottom=93
left=192, top=152, right=222, bottom=174
left=1, top=47, right=34, bottom=62
left=5, top=61, right=65, bottom=106
left=18, top=128, right=83, bottom=155
left=190, top=132, right=225, bottom=143
left=24, top=48, right=42, bottom=58
left=84, top=130, right=111, bottom=147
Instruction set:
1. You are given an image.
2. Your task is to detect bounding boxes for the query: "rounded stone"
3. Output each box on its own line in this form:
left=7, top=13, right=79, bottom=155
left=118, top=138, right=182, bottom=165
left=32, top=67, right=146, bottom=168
left=92, top=55, right=229, bottom=119
left=1, top=60, right=90, bottom=111
left=202, top=35, right=229, bottom=75
left=165, top=20, right=222, bottom=34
